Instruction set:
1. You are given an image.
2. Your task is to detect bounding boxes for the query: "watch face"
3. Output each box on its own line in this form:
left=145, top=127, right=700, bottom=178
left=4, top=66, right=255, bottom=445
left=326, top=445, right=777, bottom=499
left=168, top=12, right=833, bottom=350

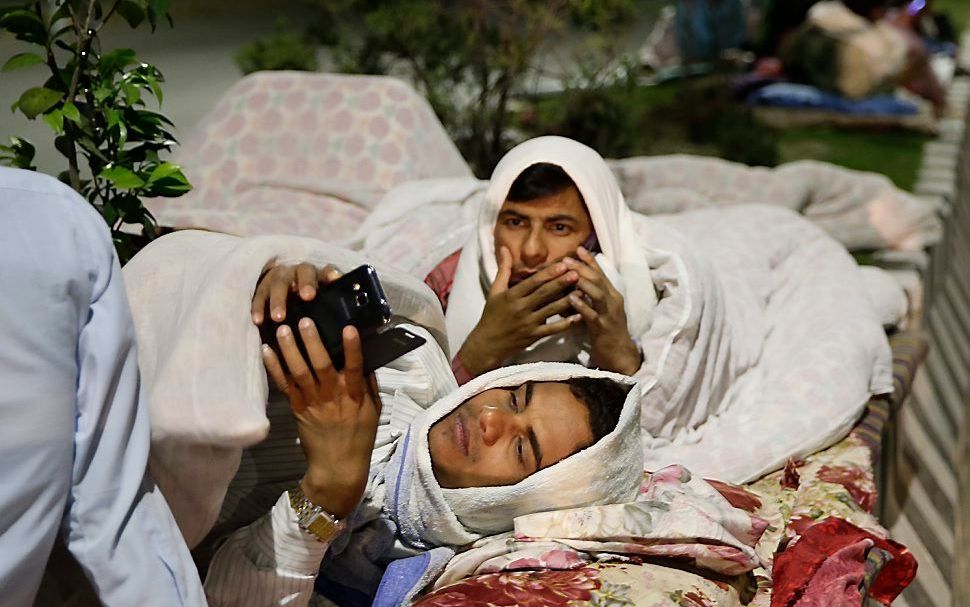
left=306, top=511, right=342, bottom=541
left=289, top=487, right=345, bottom=542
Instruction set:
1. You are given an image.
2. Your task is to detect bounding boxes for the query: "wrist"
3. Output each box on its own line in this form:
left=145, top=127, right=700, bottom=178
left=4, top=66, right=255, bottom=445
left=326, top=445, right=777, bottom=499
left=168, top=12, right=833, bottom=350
left=593, top=338, right=641, bottom=375
left=459, top=331, right=504, bottom=377
left=300, top=473, right=357, bottom=519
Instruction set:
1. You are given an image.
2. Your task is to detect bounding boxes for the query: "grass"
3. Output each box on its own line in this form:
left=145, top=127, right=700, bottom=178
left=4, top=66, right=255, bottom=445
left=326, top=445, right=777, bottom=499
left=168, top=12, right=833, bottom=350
left=778, top=128, right=931, bottom=191
left=936, top=0, right=970, bottom=33
left=525, top=77, right=931, bottom=191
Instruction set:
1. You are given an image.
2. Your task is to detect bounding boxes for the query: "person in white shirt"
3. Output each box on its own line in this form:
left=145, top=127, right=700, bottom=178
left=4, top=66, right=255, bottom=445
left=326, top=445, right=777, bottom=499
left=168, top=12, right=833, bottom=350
left=202, top=263, right=643, bottom=606
left=0, top=167, right=205, bottom=606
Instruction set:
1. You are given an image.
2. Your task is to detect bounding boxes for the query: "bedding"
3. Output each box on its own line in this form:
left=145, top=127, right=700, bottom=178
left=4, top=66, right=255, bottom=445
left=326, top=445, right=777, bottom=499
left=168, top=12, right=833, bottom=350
left=151, top=72, right=941, bottom=257
left=747, top=82, right=921, bottom=116
left=411, top=417, right=916, bottom=607
left=147, top=72, right=471, bottom=239
left=348, top=161, right=940, bottom=279
left=358, top=169, right=896, bottom=483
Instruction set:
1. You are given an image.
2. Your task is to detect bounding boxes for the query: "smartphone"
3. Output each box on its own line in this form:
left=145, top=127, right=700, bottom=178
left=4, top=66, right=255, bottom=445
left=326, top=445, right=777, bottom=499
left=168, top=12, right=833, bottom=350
left=260, top=265, right=426, bottom=374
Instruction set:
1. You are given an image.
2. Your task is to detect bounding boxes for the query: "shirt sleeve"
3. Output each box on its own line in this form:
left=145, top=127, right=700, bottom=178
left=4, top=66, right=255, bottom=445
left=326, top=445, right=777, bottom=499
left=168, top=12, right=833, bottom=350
left=205, top=491, right=332, bottom=607
left=451, top=352, right=477, bottom=386
left=423, top=249, right=463, bottom=314
left=64, top=194, right=206, bottom=606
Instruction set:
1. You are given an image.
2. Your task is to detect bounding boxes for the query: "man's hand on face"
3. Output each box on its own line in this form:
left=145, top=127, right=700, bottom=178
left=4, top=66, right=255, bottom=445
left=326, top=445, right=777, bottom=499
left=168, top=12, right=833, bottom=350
left=564, top=246, right=642, bottom=376
left=458, top=247, right=582, bottom=377
left=251, top=261, right=343, bottom=326
left=262, top=322, right=381, bottom=519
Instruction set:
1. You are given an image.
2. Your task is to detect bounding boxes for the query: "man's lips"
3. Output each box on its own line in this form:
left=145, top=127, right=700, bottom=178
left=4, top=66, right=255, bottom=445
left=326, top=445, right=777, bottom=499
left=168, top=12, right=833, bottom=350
left=455, top=412, right=469, bottom=456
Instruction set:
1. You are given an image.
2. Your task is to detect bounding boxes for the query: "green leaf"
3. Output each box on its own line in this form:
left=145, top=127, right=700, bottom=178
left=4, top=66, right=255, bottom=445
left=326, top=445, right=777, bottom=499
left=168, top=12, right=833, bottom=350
left=0, top=136, right=36, bottom=170
left=146, top=175, right=192, bottom=197
left=100, top=165, right=145, bottom=189
left=145, top=161, right=184, bottom=183
left=150, top=0, right=171, bottom=17
left=116, top=0, right=147, bottom=28
left=116, top=120, right=129, bottom=147
left=2, top=52, right=44, bottom=72
left=61, top=101, right=81, bottom=123
left=0, top=10, right=47, bottom=46
left=147, top=76, right=163, bottom=104
left=54, top=134, right=73, bottom=159
left=15, top=87, right=64, bottom=119
left=100, top=48, right=137, bottom=77
left=94, top=86, right=114, bottom=103
left=43, top=108, right=65, bottom=133
left=122, top=82, right=142, bottom=105
left=105, top=108, right=121, bottom=128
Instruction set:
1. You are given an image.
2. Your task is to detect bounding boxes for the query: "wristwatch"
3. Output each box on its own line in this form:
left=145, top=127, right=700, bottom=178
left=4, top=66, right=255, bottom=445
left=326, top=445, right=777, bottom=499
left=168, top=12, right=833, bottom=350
left=288, top=484, right=347, bottom=543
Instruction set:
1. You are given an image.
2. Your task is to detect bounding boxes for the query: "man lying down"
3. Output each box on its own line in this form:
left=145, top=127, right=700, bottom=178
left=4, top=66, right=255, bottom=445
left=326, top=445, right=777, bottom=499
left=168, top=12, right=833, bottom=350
left=121, top=233, right=642, bottom=606
left=205, top=318, right=640, bottom=607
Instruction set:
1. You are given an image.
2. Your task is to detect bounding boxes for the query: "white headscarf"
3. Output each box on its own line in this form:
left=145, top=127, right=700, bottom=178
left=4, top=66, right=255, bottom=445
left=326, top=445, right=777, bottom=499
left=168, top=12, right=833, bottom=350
left=382, top=362, right=643, bottom=545
left=445, top=136, right=657, bottom=358
left=323, top=361, right=642, bottom=594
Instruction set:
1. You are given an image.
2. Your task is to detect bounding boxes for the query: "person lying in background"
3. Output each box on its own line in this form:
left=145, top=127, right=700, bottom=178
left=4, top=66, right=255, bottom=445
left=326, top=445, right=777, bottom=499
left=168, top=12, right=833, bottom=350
left=204, top=264, right=642, bottom=606
left=0, top=167, right=204, bottom=606
left=777, top=0, right=947, bottom=113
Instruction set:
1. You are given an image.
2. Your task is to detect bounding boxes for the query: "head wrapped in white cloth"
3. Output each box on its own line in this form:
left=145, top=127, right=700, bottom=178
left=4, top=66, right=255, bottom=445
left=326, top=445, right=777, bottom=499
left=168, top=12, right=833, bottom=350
left=383, top=362, right=643, bottom=546
left=445, top=136, right=657, bottom=358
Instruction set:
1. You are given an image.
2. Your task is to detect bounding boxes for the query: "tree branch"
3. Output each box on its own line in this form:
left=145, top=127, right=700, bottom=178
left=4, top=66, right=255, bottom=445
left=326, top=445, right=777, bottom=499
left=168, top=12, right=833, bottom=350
left=62, top=0, right=99, bottom=192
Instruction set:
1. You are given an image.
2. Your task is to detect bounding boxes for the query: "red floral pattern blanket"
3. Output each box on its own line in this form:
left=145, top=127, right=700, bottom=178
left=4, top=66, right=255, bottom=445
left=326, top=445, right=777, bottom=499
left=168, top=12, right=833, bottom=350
left=414, top=434, right=915, bottom=607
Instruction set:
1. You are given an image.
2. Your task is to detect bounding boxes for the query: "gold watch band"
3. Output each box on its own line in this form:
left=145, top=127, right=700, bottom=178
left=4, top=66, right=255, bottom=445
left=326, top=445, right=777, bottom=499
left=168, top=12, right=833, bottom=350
left=288, top=484, right=346, bottom=543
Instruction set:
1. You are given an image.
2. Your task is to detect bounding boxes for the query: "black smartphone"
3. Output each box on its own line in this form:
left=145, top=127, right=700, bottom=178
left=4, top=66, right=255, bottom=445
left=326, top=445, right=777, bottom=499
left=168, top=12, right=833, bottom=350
left=260, top=265, right=426, bottom=374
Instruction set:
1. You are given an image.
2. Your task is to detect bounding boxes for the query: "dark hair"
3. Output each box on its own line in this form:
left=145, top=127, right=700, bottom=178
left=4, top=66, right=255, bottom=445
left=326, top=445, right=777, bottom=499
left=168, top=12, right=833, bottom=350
left=565, top=377, right=631, bottom=442
left=843, top=0, right=890, bottom=18
left=507, top=162, right=581, bottom=203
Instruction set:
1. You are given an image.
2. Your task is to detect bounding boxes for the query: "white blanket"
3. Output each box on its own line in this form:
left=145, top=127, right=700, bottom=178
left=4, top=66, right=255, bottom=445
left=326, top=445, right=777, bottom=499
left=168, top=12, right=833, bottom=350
left=635, top=205, right=893, bottom=481
left=122, top=230, right=447, bottom=547
left=358, top=182, right=894, bottom=483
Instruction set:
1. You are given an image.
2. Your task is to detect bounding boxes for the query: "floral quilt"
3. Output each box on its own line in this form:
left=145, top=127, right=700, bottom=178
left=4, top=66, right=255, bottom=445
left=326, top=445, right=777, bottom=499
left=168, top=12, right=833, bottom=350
left=413, top=433, right=914, bottom=607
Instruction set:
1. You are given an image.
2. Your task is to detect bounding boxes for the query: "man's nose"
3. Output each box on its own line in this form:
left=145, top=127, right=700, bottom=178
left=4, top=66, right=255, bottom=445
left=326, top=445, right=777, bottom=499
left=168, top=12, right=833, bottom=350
left=521, top=229, right=547, bottom=267
left=479, top=406, right=510, bottom=447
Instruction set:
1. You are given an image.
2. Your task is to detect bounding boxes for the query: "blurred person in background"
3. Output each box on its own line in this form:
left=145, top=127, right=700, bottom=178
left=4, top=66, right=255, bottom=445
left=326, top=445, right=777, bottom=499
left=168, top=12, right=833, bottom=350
left=762, top=0, right=947, bottom=113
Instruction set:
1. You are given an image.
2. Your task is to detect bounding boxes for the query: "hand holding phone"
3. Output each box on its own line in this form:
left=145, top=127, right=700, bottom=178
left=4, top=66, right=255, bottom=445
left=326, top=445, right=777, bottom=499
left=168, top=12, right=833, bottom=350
left=262, top=321, right=381, bottom=518
left=258, top=264, right=426, bottom=374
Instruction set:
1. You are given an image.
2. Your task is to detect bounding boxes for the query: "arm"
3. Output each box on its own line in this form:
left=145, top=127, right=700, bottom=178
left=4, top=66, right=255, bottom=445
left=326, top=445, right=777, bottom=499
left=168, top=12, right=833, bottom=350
left=208, top=283, right=382, bottom=605
left=204, top=491, right=330, bottom=607
left=66, top=207, right=205, bottom=606
left=564, top=247, right=642, bottom=375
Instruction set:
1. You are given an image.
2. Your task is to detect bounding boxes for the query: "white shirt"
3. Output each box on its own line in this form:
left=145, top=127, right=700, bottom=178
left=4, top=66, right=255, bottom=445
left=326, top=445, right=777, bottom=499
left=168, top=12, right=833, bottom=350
left=0, top=167, right=206, bottom=606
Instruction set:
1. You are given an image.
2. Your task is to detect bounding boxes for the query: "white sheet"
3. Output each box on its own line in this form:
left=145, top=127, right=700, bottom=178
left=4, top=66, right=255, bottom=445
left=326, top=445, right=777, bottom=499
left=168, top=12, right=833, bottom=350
left=358, top=180, right=894, bottom=483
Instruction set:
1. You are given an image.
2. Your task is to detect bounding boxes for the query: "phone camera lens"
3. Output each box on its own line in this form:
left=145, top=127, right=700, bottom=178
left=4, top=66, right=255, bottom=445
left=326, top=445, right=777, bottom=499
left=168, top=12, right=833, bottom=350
left=355, top=292, right=369, bottom=307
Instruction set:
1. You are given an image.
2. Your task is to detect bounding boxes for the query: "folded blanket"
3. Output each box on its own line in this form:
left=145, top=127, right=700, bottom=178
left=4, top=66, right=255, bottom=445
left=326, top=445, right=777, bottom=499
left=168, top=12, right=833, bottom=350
left=428, top=464, right=768, bottom=593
